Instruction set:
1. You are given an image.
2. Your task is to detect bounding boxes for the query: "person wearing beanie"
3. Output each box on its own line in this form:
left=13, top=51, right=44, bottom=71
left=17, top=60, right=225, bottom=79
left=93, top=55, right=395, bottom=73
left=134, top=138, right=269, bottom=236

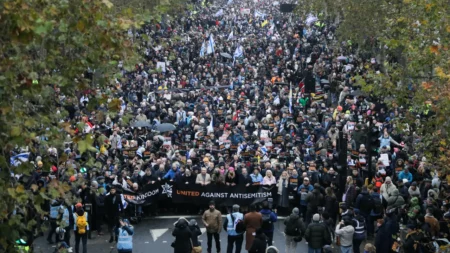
left=225, top=204, right=244, bottom=253
left=375, top=207, right=399, bottom=253
left=305, top=213, right=331, bottom=253
left=335, top=218, right=354, bottom=253
left=172, top=217, right=193, bottom=253
left=402, top=223, right=425, bottom=253
left=284, top=207, right=306, bottom=253
left=202, top=201, right=222, bottom=253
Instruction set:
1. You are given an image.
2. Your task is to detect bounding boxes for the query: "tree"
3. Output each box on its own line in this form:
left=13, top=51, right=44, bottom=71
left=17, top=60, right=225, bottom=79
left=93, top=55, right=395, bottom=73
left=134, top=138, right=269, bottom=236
left=0, top=0, right=167, bottom=250
left=297, top=0, right=450, bottom=171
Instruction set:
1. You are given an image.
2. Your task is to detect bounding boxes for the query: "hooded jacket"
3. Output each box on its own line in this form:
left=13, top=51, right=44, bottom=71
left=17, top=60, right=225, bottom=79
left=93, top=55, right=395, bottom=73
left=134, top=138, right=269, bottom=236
left=407, top=197, right=421, bottom=219
left=380, top=177, right=397, bottom=200
left=335, top=224, right=355, bottom=247
left=386, top=189, right=405, bottom=209
left=283, top=213, right=306, bottom=236
left=172, top=218, right=193, bottom=253
left=305, top=221, right=330, bottom=249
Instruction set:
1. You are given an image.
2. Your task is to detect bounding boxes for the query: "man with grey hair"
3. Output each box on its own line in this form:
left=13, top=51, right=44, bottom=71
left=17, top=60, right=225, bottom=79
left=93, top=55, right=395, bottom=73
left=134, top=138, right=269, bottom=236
left=225, top=204, right=244, bottom=253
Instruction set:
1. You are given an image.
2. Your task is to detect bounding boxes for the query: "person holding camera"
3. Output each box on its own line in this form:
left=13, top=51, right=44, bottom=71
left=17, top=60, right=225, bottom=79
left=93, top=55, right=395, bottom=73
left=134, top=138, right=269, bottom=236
left=116, top=219, right=134, bottom=253
left=284, top=207, right=306, bottom=253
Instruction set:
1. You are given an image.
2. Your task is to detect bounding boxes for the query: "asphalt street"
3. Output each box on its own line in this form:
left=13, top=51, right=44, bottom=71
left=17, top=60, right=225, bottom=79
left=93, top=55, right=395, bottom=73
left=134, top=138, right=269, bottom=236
left=34, top=216, right=352, bottom=253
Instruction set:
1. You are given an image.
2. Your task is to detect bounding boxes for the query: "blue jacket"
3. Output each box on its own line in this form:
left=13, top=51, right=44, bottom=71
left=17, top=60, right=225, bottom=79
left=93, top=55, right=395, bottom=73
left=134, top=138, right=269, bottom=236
left=260, top=209, right=277, bottom=232
left=116, top=225, right=134, bottom=252
left=163, top=169, right=179, bottom=180
left=250, top=173, right=263, bottom=183
left=398, top=171, right=412, bottom=183
left=298, top=184, right=314, bottom=206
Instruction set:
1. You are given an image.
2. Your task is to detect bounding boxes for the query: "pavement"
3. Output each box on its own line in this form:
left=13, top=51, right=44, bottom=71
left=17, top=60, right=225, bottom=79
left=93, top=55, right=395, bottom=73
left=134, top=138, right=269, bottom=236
left=34, top=216, right=365, bottom=253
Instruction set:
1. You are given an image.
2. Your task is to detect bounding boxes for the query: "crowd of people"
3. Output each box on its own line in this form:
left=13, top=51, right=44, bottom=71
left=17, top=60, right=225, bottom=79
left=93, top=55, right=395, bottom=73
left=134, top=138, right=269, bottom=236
left=8, top=0, right=450, bottom=252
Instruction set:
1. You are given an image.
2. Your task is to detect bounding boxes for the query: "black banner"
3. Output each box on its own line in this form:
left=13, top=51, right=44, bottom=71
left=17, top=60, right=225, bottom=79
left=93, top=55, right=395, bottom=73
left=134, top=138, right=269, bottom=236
left=172, top=184, right=276, bottom=206
left=122, top=182, right=276, bottom=206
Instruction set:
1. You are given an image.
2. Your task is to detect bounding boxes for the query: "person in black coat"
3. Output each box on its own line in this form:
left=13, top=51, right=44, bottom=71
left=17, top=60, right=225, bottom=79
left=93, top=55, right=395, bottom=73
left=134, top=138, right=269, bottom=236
left=188, top=219, right=202, bottom=248
left=105, top=187, right=124, bottom=243
left=375, top=209, right=399, bottom=253
left=172, top=218, right=193, bottom=253
left=249, top=228, right=267, bottom=253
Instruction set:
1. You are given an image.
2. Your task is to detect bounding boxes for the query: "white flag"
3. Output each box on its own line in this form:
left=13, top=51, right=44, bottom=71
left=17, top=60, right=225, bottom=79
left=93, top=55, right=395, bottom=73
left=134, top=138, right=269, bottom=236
left=214, top=9, right=224, bottom=17
left=228, top=31, right=234, bottom=41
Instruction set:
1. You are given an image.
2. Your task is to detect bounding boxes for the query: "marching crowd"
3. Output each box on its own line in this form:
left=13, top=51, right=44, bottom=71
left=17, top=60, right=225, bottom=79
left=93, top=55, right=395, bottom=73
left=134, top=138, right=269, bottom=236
left=8, top=0, right=450, bottom=252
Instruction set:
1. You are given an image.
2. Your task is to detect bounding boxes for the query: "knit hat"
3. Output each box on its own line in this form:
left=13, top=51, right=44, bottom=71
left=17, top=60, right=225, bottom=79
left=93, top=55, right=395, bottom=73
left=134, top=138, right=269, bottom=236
left=292, top=207, right=299, bottom=215
left=313, top=213, right=320, bottom=221
left=385, top=176, right=392, bottom=183
left=189, top=219, right=197, bottom=226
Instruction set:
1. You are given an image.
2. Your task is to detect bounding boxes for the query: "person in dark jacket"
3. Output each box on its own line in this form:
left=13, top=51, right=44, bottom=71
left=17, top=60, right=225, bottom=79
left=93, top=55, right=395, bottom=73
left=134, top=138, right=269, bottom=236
left=343, top=176, right=356, bottom=208
left=284, top=207, right=306, bottom=253
left=352, top=209, right=367, bottom=253
left=355, top=186, right=373, bottom=227
left=305, top=214, right=331, bottom=253
left=324, top=187, right=339, bottom=223
left=248, top=228, right=267, bottom=253
left=260, top=201, right=277, bottom=246
left=105, top=187, right=124, bottom=243
left=375, top=209, right=399, bottom=253
left=172, top=218, right=193, bottom=253
left=403, top=223, right=425, bottom=253
left=305, top=184, right=324, bottom=223
left=188, top=219, right=202, bottom=248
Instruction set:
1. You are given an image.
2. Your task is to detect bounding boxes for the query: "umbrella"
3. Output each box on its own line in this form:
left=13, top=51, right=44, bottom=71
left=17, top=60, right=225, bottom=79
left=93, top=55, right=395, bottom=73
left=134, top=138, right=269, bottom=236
left=132, top=121, right=152, bottom=128
left=320, top=79, right=330, bottom=84
left=154, top=123, right=176, bottom=132
left=351, top=90, right=367, bottom=97
left=220, top=53, right=232, bottom=59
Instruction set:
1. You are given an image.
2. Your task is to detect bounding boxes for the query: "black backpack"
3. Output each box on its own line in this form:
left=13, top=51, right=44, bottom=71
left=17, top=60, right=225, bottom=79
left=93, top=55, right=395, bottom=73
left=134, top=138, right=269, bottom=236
left=285, top=218, right=301, bottom=236
left=261, top=213, right=272, bottom=230
left=372, top=196, right=383, bottom=214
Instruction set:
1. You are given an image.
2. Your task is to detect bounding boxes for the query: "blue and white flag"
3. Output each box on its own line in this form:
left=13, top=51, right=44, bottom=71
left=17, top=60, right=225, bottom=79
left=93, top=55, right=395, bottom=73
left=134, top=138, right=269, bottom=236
left=228, top=30, right=234, bottom=41
left=206, top=35, right=215, bottom=55
left=199, top=41, right=206, bottom=57
left=233, top=45, right=243, bottom=64
left=254, top=10, right=265, bottom=19
left=10, top=152, right=30, bottom=166
left=214, top=9, right=224, bottom=17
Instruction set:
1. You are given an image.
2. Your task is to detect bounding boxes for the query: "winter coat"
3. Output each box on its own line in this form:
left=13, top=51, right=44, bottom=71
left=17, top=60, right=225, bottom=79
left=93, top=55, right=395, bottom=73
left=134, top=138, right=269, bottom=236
left=403, top=230, right=425, bottom=253
left=283, top=214, right=306, bottom=236
left=188, top=224, right=201, bottom=247
left=306, top=188, right=324, bottom=212
left=386, top=189, right=405, bottom=210
left=244, top=211, right=263, bottom=251
left=343, top=184, right=356, bottom=207
left=248, top=233, right=267, bottom=253
left=324, top=195, right=339, bottom=221
left=355, top=190, right=374, bottom=215
left=375, top=216, right=399, bottom=253
left=105, top=193, right=124, bottom=220
left=424, top=214, right=440, bottom=237
left=260, top=209, right=277, bottom=233
left=380, top=182, right=397, bottom=200
left=305, top=222, right=330, bottom=249
left=407, top=197, right=421, bottom=219
left=172, top=219, right=193, bottom=253
left=335, top=224, right=355, bottom=247
left=408, top=186, right=421, bottom=198
left=202, top=208, right=222, bottom=234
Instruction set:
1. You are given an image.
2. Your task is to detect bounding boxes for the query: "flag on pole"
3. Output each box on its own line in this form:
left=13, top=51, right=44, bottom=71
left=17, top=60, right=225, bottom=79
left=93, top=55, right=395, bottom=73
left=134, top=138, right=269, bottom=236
left=10, top=152, right=30, bottom=166
left=233, top=45, right=243, bottom=65
left=199, top=41, right=206, bottom=57
left=255, top=10, right=265, bottom=18
left=206, top=35, right=215, bottom=55
left=228, top=30, right=234, bottom=41
left=289, top=82, right=293, bottom=114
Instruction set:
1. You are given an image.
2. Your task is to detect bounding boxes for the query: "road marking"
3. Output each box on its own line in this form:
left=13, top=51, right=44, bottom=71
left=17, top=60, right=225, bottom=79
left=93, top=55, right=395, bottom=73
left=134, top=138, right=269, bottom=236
left=150, top=228, right=169, bottom=241
left=162, top=241, right=167, bottom=243
left=145, top=242, right=149, bottom=244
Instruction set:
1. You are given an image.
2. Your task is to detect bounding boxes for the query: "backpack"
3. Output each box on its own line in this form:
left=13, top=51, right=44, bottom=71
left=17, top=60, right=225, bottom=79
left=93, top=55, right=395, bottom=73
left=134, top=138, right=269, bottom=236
left=285, top=218, right=300, bottom=236
left=372, top=196, right=383, bottom=214
left=234, top=216, right=246, bottom=234
left=261, top=213, right=272, bottom=230
left=75, top=213, right=88, bottom=234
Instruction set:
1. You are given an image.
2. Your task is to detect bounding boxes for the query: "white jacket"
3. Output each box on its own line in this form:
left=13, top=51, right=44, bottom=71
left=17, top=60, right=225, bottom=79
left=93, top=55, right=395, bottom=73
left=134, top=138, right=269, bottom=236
left=335, top=224, right=354, bottom=247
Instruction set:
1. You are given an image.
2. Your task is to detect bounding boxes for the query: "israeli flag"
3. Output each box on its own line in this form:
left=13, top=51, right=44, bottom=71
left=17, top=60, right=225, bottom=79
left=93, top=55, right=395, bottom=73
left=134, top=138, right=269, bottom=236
left=289, top=82, right=293, bottom=114
left=214, top=9, right=224, bottom=17
left=10, top=153, right=30, bottom=166
left=228, top=30, right=234, bottom=41
left=206, top=35, right=215, bottom=55
left=233, top=45, right=243, bottom=64
left=255, top=10, right=265, bottom=19
left=199, top=41, right=206, bottom=57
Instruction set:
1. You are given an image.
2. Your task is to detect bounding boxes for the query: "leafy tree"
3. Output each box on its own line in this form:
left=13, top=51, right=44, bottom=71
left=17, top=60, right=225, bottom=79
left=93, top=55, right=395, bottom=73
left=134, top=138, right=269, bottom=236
left=0, top=0, right=169, bottom=250
left=296, top=0, right=450, bottom=170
